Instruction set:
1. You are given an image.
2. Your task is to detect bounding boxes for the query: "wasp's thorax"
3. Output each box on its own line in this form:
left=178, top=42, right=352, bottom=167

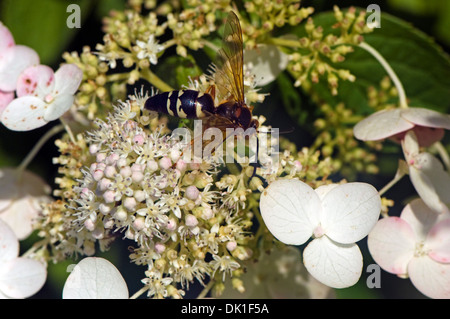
left=215, top=100, right=256, bottom=129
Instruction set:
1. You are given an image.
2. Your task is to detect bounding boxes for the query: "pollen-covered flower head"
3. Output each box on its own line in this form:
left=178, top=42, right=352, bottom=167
left=69, top=93, right=254, bottom=297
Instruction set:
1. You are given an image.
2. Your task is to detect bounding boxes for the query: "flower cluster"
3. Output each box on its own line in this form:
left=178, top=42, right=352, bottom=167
left=62, top=96, right=255, bottom=298
left=286, top=6, right=373, bottom=94
left=0, top=23, right=82, bottom=132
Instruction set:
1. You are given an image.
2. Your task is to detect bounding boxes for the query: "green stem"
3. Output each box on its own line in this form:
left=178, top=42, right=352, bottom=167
left=141, top=68, right=174, bottom=92
left=130, top=286, right=149, bottom=299
left=434, top=141, right=450, bottom=172
left=264, top=37, right=302, bottom=49
left=197, top=279, right=215, bottom=299
left=378, top=163, right=406, bottom=197
left=106, top=72, right=132, bottom=82
left=358, top=42, right=408, bottom=109
left=17, top=124, right=65, bottom=178
left=60, top=117, right=76, bottom=144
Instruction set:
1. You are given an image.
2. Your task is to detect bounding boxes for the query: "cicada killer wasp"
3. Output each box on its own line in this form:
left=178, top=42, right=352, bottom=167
left=145, top=11, right=261, bottom=169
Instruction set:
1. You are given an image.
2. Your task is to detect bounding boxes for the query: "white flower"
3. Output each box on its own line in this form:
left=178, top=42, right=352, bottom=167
left=0, top=219, right=47, bottom=298
left=402, top=131, right=450, bottom=214
left=259, top=179, right=381, bottom=288
left=1, top=63, right=82, bottom=131
left=0, top=89, right=14, bottom=114
left=0, top=22, right=39, bottom=92
left=368, top=198, right=450, bottom=299
left=354, top=107, right=450, bottom=147
left=0, top=167, right=51, bottom=240
left=244, top=44, right=288, bottom=87
left=136, top=34, right=164, bottom=65
left=220, top=246, right=333, bottom=299
left=63, top=257, right=129, bottom=299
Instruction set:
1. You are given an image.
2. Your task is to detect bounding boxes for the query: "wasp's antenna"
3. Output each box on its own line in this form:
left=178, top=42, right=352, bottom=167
left=278, top=127, right=295, bottom=135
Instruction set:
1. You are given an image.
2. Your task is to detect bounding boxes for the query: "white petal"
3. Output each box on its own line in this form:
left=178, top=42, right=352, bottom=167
left=0, top=90, right=14, bottom=115
left=0, top=23, right=15, bottom=52
left=426, top=219, right=450, bottom=263
left=401, top=107, right=450, bottom=130
left=0, top=219, right=19, bottom=263
left=1, top=96, right=47, bottom=131
left=0, top=257, right=46, bottom=298
left=244, top=44, right=289, bottom=86
left=0, top=168, right=51, bottom=240
left=15, top=64, right=54, bottom=98
left=44, top=94, right=74, bottom=121
left=62, top=257, right=128, bottom=299
left=320, top=183, right=381, bottom=244
left=0, top=168, right=19, bottom=212
left=400, top=198, right=440, bottom=241
left=408, top=256, right=450, bottom=299
left=402, top=130, right=419, bottom=161
left=367, top=217, right=415, bottom=276
left=54, top=64, right=83, bottom=95
left=0, top=45, right=39, bottom=92
left=353, top=109, right=414, bottom=141
left=314, top=184, right=339, bottom=201
left=259, top=179, right=319, bottom=245
left=409, top=153, right=450, bottom=214
left=303, top=236, right=363, bottom=289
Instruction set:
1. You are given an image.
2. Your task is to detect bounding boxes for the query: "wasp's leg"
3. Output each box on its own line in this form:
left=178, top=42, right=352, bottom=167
left=205, top=85, right=216, bottom=101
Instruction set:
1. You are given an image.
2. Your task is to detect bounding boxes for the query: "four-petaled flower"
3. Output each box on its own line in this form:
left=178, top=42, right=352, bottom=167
left=0, top=219, right=47, bottom=298
left=368, top=198, right=450, bottom=299
left=260, top=179, right=381, bottom=288
left=354, top=107, right=450, bottom=147
left=1, top=64, right=82, bottom=131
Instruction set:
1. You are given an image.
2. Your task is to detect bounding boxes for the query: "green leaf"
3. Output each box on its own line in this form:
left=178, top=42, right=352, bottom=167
left=0, top=0, right=93, bottom=65
left=309, top=10, right=450, bottom=114
left=156, top=54, right=204, bottom=89
left=276, top=72, right=306, bottom=125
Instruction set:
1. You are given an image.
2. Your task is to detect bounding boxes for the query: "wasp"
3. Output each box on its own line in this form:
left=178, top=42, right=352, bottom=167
left=145, top=11, right=259, bottom=137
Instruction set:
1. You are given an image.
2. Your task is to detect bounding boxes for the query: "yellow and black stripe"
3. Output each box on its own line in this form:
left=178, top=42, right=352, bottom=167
left=145, top=90, right=215, bottom=119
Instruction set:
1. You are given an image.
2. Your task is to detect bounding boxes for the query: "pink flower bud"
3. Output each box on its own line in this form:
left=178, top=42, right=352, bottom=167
left=132, top=171, right=144, bottom=183
left=103, top=190, right=116, bottom=203
left=96, top=152, right=106, bottom=163
left=104, top=165, right=117, bottom=178
left=120, top=166, right=132, bottom=178
left=92, top=169, right=104, bottom=181
left=133, top=134, right=145, bottom=145
left=226, top=241, right=237, bottom=252
left=133, top=217, right=146, bottom=231
left=155, top=242, right=166, bottom=254
left=176, top=159, right=187, bottom=172
left=123, top=197, right=137, bottom=211
left=159, top=157, right=172, bottom=170
left=185, top=185, right=200, bottom=200
left=167, top=218, right=177, bottom=231
left=117, top=157, right=127, bottom=168
left=89, top=144, right=99, bottom=154
left=147, top=160, right=158, bottom=172
left=98, top=178, right=111, bottom=191
left=185, top=214, right=198, bottom=227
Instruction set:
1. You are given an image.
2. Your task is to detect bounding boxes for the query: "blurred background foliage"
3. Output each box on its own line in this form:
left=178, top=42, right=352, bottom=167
left=0, top=0, right=449, bottom=299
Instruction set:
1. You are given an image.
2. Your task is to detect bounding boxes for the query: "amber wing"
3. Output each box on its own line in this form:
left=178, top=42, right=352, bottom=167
left=214, top=11, right=245, bottom=104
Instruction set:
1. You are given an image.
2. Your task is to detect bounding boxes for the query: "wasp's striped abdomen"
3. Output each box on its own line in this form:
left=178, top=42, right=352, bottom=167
left=144, top=89, right=215, bottom=119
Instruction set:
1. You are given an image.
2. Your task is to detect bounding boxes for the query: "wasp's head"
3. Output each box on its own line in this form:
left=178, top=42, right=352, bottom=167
left=236, top=104, right=259, bottom=131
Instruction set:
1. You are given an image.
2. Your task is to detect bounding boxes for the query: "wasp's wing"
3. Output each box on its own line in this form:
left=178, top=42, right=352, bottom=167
left=214, top=11, right=245, bottom=103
